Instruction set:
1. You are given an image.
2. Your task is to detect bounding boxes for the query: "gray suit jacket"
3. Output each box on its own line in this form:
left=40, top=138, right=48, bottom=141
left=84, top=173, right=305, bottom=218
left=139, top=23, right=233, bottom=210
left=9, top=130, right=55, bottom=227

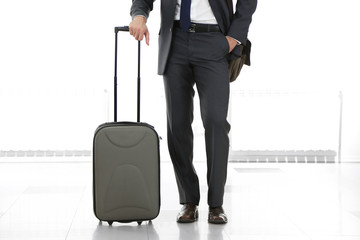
left=130, top=0, right=257, bottom=75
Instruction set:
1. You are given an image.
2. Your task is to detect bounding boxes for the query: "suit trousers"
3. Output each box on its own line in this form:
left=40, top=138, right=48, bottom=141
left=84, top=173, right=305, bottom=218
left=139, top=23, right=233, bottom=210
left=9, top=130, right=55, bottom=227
left=163, top=27, right=231, bottom=207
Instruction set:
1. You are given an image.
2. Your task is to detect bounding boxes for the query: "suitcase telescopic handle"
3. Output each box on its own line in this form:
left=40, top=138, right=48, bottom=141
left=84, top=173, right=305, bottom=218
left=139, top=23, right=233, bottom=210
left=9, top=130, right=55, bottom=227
left=114, top=26, right=141, bottom=123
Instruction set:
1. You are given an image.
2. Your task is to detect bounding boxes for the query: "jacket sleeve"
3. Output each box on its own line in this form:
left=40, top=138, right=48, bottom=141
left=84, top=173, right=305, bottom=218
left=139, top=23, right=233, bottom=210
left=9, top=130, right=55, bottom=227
left=130, top=0, right=155, bottom=19
left=227, top=0, right=257, bottom=45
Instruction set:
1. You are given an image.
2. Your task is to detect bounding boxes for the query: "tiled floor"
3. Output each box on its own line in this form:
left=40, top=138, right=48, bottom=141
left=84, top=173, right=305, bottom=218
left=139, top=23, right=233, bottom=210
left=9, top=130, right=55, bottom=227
left=0, top=158, right=359, bottom=240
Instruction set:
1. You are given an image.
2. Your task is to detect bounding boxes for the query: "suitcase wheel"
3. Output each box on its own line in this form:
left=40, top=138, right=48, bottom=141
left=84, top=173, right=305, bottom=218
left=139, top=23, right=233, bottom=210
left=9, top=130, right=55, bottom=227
left=137, top=221, right=142, bottom=225
left=107, top=221, right=114, bottom=226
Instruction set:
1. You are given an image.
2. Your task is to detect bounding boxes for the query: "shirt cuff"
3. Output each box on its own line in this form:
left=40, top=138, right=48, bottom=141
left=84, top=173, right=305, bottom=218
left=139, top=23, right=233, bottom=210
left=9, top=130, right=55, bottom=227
left=132, top=15, right=147, bottom=21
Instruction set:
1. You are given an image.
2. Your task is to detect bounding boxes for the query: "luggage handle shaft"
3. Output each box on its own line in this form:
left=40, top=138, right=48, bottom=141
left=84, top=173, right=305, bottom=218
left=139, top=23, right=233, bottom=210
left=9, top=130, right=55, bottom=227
left=114, top=26, right=141, bottom=123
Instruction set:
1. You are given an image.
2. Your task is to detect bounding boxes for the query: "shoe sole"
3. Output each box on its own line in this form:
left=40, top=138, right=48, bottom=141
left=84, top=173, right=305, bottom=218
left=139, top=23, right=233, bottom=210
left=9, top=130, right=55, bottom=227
left=177, top=218, right=197, bottom=223
left=208, top=219, right=227, bottom=224
left=177, top=212, right=199, bottom=223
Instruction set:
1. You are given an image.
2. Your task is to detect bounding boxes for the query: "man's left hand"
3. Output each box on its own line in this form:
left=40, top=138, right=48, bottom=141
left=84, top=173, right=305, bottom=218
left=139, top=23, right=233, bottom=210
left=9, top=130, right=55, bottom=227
left=225, top=36, right=237, bottom=53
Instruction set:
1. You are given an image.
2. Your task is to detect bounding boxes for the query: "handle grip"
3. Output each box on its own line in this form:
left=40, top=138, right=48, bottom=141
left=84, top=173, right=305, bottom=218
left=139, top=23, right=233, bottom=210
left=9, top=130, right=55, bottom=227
left=115, top=26, right=129, bottom=33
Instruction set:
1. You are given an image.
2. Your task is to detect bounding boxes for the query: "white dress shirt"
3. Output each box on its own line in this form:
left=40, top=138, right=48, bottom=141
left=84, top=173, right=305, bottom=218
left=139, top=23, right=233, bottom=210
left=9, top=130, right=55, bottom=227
left=174, top=0, right=241, bottom=44
left=133, top=0, right=241, bottom=44
left=174, top=0, right=218, bottom=24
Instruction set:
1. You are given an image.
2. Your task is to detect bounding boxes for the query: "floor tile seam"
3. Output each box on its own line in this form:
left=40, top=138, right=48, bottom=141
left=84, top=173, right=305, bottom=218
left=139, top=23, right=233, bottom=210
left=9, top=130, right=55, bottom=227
left=0, top=187, right=28, bottom=221
left=349, top=211, right=360, bottom=220
left=272, top=204, right=313, bottom=240
left=64, top=185, right=88, bottom=240
left=310, top=233, right=360, bottom=238
left=222, top=227, right=232, bottom=240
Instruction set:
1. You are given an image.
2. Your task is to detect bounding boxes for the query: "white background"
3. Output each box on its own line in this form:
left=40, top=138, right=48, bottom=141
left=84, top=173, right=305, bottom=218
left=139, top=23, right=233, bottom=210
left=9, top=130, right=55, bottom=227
left=0, top=0, right=359, bottom=161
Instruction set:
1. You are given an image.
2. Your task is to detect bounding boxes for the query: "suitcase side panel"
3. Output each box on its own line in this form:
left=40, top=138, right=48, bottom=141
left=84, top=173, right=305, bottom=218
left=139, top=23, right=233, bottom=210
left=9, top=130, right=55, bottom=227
left=93, top=123, right=160, bottom=222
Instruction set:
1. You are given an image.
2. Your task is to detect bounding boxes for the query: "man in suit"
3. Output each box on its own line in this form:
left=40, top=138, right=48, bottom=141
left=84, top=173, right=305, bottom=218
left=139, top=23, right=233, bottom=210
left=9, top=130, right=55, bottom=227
left=129, top=0, right=257, bottom=224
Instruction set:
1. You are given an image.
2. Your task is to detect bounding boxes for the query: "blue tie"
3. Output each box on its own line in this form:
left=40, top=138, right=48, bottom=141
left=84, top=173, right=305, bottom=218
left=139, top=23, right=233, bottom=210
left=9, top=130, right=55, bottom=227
left=179, top=0, right=191, bottom=31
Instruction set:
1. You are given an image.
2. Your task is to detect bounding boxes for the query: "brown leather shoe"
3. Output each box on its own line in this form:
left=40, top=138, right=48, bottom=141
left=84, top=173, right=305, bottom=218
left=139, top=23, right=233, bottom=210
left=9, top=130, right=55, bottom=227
left=208, top=206, right=228, bottom=224
left=176, top=203, right=198, bottom=223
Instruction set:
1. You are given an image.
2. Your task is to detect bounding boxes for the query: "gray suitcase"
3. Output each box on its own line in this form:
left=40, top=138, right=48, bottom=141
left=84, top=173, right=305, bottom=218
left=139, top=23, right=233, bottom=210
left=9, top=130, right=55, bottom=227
left=93, top=26, right=160, bottom=226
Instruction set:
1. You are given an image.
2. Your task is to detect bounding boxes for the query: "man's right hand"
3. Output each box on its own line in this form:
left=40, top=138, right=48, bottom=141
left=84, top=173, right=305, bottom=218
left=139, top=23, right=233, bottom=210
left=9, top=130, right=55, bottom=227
left=129, top=16, right=150, bottom=46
